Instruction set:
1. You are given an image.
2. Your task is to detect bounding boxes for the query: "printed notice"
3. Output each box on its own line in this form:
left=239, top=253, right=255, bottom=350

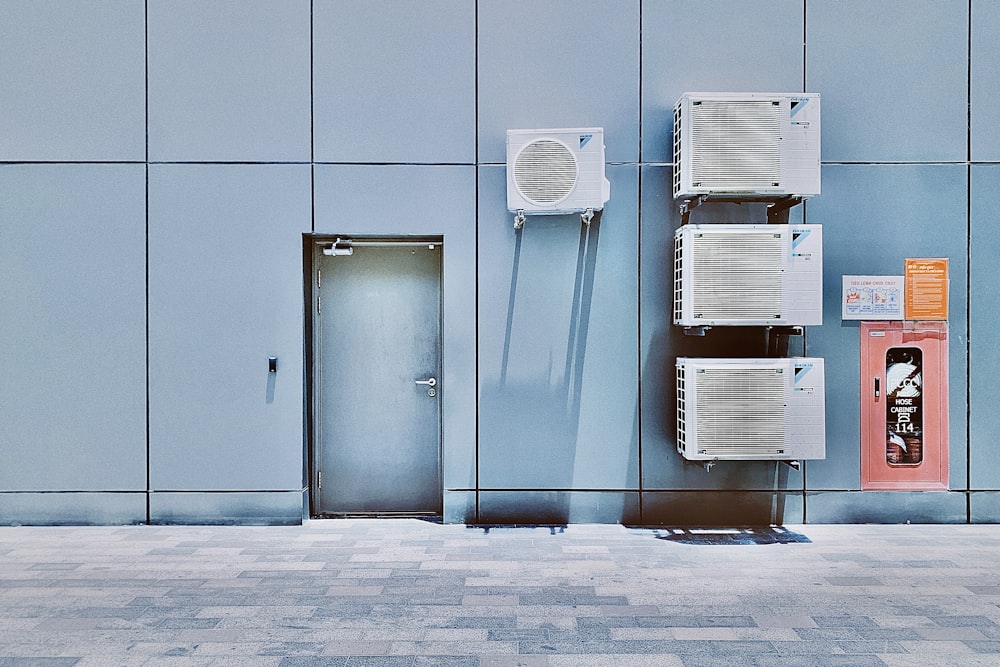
left=843, top=275, right=904, bottom=320
left=905, top=258, right=949, bottom=321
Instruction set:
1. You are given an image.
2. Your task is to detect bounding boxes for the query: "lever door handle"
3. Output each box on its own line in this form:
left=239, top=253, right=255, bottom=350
left=415, top=378, right=437, bottom=387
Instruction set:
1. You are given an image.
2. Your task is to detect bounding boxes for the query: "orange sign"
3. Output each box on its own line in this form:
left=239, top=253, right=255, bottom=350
left=904, top=258, right=948, bottom=321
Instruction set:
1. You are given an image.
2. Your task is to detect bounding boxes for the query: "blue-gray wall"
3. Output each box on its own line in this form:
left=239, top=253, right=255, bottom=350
left=1, top=0, right=996, bottom=525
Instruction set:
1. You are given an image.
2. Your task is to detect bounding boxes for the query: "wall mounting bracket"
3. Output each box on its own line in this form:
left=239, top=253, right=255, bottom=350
left=678, top=195, right=806, bottom=225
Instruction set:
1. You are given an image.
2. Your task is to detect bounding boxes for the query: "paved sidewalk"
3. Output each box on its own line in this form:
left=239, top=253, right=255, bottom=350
left=2, top=521, right=1000, bottom=666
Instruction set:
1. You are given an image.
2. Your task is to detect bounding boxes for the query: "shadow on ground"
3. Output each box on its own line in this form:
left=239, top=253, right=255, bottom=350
left=653, top=526, right=812, bottom=545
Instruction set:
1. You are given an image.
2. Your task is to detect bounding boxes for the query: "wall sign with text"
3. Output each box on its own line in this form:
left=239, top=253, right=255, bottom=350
left=904, top=258, right=949, bottom=321
left=842, top=275, right=904, bottom=320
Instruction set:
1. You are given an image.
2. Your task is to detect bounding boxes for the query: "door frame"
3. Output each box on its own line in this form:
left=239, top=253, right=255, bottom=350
left=303, top=234, right=444, bottom=518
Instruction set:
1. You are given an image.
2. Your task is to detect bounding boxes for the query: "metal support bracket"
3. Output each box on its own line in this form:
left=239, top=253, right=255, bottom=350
left=678, top=195, right=806, bottom=225
left=766, top=326, right=805, bottom=357
left=513, top=210, right=526, bottom=230
left=782, top=460, right=801, bottom=471
left=581, top=208, right=595, bottom=226
left=679, top=196, right=707, bottom=225
left=765, top=196, right=805, bottom=224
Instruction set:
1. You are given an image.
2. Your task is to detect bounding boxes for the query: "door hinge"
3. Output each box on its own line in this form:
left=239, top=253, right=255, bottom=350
left=317, top=471, right=321, bottom=488
left=317, top=295, right=321, bottom=314
left=317, top=269, right=321, bottom=289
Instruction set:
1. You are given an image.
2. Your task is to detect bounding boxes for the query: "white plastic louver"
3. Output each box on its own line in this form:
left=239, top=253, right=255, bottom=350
left=691, top=100, right=782, bottom=192
left=676, top=357, right=826, bottom=462
left=506, top=128, right=611, bottom=228
left=673, top=92, right=820, bottom=200
left=674, top=224, right=823, bottom=327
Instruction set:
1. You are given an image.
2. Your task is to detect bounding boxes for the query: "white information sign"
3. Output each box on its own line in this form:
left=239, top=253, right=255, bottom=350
left=842, top=275, right=904, bottom=320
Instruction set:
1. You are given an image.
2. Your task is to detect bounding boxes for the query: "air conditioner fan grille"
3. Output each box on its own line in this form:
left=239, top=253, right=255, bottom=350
left=695, top=368, right=786, bottom=455
left=513, top=139, right=578, bottom=206
left=691, top=232, right=784, bottom=319
left=690, top=100, right=782, bottom=190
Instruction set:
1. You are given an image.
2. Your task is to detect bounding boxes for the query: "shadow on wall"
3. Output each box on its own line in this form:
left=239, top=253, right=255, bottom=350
left=638, top=199, right=803, bottom=526
left=651, top=312, right=799, bottom=526
left=498, top=218, right=601, bottom=428
left=480, top=215, right=639, bottom=523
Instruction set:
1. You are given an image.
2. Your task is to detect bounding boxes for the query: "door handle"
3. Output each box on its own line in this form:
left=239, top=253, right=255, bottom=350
left=415, top=377, right=437, bottom=387
left=874, top=377, right=880, bottom=399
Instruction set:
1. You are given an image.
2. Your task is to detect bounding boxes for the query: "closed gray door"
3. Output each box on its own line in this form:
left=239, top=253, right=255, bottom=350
left=315, top=241, right=442, bottom=515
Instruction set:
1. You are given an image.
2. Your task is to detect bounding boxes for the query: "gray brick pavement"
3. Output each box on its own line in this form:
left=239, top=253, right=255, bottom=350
left=1, top=522, right=1000, bottom=666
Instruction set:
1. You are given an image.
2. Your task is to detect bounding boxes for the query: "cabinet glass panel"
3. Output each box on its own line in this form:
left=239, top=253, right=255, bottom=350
left=885, top=347, right=922, bottom=466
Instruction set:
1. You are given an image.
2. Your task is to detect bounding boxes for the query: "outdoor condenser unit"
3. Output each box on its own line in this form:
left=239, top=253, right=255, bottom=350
left=673, top=224, right=823, bottom=327
left=506, top=127, right=611, bottom=228
left=673, top=92, right=821, bottom=200
left=676, top=357, right=826, bottom=462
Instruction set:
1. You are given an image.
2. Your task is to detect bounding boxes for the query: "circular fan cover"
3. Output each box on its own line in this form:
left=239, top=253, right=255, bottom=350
left=513, top=139, right=578, bottom=206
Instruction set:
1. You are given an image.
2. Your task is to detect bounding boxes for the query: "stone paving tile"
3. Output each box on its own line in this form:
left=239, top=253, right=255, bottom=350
left=753, top=658, right=887, bottom=667
left=548, top=656, right=684, bottom=667
left=881, top=656, right=1000, bottom=667
left=4, top=522, right=1000, bottom=664
left=933, top=616, right=999, bottom=627
left=914, top=627, right=989, bottom=641
left=0, top=660, right=84, bottom=667
left=834, top=639, right=907, bottom=654
left=963, top=640, right=1000, bottom=653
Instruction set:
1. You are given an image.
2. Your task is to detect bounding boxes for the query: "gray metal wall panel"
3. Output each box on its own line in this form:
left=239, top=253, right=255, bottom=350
left=477, top=0, right=640, bottom=165
left=478, top=491, right=640, bottom=525
left=443, top=491, right=477, bottom=525
left=148, top=164, right=310, bottom=491
left=0, top=0, right=145, bottom=161
left=477, top=165, right=638, bottom=490
left=805, top=491, right=968, bottom=524
left=637, top=165, right=676, bottom=489
left=147, top=0, right=311, bottom=162
left=0, top=493, right=146, bottom=526
left=312, top=164, right=478, bottom=491
left=0, top=0, right=994, bottom=526
left=972, top=1, right=1000, bottom=161
left=640, top=0, right=805, bottom=164
left=641, top=491, right=804, bottom=526
left=149, top=491, right=304, bottom=526
left=971, top=492, right=1000, bottom=523
left=312, top=0, right=476, bottom=164
left=806, top=0, right=969, bottom=162
left=807, top=164, right=969, bottom=491
left=970, top=166, right=1000, bottom=489
left=0, top=165, right=147, bottom=492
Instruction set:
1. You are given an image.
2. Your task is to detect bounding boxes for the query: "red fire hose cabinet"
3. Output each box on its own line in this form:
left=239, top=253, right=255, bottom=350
left=861, top=321, right=949, bottom=491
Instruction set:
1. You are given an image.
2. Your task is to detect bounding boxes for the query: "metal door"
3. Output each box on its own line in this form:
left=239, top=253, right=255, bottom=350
left=313, top=239, right=442, bottom=515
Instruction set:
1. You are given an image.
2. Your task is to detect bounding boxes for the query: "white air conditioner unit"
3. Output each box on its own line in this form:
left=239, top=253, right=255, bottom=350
left=506, top=128, right=611, bottom=228
left=673, top=92, right=820, bottom=200
left=676, top=357, right=826, bottom=462
left=673, top=224, right=822, bottom=327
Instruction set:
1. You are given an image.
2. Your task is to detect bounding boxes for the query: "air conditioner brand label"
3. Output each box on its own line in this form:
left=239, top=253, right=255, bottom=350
left=789, top=97, right=810, bottom=117
left=579, top=134, right=593, bottom=149
left=791, top=229, right=813, bottom=260
left=791, top=229, right=811, bottom=249
left=794, top=363, right=814, bottom=383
